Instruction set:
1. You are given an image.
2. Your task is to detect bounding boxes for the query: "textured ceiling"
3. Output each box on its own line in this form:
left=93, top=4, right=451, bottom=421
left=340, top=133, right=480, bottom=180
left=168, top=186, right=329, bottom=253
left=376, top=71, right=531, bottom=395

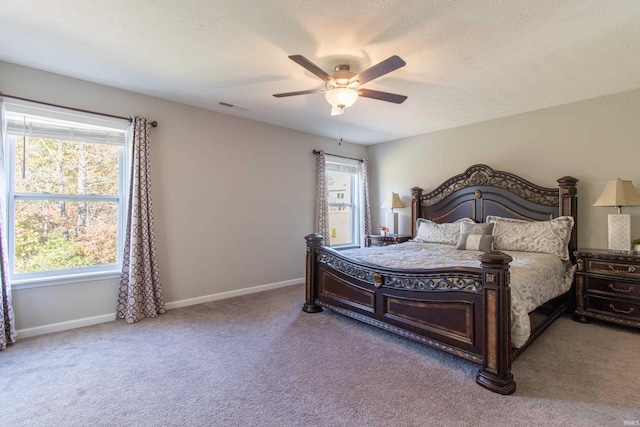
left=0, top=1, right=639, bottom=144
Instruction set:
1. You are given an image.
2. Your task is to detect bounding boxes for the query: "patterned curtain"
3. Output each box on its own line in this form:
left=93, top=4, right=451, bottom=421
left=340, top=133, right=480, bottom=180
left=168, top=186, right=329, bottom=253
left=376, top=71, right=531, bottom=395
left=0, top=99, right=16, bottom=350
left=116, top=117, right=165, bottom=324
left=314, top=150, right=330, bottom=245
left=360, top=158, right=372, bottom=246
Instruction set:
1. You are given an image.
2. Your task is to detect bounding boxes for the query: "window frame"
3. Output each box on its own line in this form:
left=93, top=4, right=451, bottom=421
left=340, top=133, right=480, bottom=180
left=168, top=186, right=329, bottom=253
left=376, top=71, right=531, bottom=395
left=2, top=100, right=130, bottom=288
left=325, top=156, right=361, bottom=249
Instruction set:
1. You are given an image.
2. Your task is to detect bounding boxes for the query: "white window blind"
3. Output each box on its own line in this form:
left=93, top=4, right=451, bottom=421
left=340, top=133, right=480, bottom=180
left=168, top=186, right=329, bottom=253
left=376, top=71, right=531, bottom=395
left=3, top=99, right=128, bottom=145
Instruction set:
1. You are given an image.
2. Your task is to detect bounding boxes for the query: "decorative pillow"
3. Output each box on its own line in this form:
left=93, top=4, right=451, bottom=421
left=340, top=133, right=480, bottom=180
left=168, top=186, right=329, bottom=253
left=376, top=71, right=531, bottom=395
left=414, top=218, right=474, bottom=245
left=486, top=215, right=574, bottom=260
left=456, top=233, right=494, bottom=251
left=460, top=222, right=494, bottom=236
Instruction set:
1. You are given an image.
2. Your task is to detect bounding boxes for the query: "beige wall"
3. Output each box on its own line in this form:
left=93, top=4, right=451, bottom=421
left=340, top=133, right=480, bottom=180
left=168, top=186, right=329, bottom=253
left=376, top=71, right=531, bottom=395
left=368, top=89, right=640, bottom=250
left=1, top=60, right=367, bottom=332
left=3, top=59, right=640, bottom=334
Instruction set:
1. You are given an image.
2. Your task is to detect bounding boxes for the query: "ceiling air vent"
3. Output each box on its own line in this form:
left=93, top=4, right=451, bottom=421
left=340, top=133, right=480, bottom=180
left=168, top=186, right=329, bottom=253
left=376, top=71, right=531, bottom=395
left=218, top=102, right=249, bottom=112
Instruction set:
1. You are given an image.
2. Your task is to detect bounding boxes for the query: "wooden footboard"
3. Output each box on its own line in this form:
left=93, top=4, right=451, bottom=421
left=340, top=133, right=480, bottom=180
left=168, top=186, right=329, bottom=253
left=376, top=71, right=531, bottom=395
left=304, top=234, right=516, bottom=395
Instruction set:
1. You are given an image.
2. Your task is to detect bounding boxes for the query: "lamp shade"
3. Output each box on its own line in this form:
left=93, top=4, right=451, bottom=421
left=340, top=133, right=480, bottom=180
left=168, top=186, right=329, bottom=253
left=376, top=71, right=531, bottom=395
left=381, top=192, right=405, bottom=209
left=325, top=87, right=358, bottom=108
left=593, top=179, right=640, bottom=208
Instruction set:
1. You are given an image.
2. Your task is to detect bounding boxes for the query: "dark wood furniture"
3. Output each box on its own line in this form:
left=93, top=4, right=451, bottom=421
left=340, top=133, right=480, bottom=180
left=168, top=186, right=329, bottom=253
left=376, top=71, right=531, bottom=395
left=574, top=249, right=640, bottom=328
left=365, top=234, right=411, bottom=247
left=303, top=164, right=578, bottom=395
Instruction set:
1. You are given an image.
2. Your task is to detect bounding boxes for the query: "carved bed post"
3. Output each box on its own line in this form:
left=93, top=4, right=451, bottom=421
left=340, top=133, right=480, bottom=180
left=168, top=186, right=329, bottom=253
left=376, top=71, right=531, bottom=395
left=476, top=251, right=516, bottom=395
left=410, top=187, right=423, bottom=238
left=557, top=176, right=578, bottom=261
left=303, top=234, right=324, bottom=313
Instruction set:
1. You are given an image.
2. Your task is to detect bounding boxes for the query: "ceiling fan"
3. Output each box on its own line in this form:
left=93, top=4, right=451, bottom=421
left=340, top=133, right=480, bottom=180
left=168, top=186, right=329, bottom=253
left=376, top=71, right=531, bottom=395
left=273, top=55, right=407, bottom=116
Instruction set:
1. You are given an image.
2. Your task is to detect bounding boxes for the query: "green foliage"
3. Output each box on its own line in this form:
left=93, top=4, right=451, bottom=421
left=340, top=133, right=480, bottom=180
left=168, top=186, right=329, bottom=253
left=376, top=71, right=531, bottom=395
left=16, top=231, right=87, bottom=273
left=12, top=135, right=121, bottom=274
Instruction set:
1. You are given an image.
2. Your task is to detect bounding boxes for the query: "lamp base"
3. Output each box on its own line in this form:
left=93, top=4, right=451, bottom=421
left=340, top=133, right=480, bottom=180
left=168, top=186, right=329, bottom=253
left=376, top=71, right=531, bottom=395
left=608, top=214, right=631, bottom=251
left=386, top=212, right=399, bottom=236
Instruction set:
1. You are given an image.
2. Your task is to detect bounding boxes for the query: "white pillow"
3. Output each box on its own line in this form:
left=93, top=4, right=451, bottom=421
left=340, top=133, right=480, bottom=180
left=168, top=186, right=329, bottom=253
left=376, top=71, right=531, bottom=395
left=413, top=218, right=474, bottom=245
left=486, top=215, right=574, bottom=260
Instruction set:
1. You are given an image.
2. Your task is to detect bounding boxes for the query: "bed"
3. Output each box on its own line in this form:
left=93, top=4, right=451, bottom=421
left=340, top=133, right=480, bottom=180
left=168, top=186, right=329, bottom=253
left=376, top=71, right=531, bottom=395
left=303, top=164, right=578, bottom=395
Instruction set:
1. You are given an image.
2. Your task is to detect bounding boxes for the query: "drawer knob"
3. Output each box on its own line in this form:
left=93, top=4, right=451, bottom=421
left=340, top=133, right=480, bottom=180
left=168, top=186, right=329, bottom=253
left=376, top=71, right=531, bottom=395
left=609, top=304, right=634, bottom=315
left=608, top=283, right=633, bottom=293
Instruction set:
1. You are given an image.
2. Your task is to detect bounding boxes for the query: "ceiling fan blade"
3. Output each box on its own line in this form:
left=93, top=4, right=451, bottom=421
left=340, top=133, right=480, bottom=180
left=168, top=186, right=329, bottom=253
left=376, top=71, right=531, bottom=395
left=289, top=55, right=331, bottom=82
left=273, top=88, right=326, bottom=98
left=358, top=89, right=407, bottom=104
left=353, top=55, right=406, bottom=85
left=331, top=105, right=344, bottom=116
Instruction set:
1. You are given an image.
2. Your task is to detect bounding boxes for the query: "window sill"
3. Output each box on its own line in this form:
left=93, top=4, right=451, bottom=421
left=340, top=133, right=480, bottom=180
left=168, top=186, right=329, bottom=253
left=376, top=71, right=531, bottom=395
left=11, top=270, right=122, bottom=290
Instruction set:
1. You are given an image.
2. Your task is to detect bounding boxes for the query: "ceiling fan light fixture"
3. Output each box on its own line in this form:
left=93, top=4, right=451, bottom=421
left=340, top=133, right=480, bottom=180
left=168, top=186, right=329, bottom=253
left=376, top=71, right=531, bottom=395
left=274, top=54, right=407, bottom=116
left=324, top=87, right=358, bottom=109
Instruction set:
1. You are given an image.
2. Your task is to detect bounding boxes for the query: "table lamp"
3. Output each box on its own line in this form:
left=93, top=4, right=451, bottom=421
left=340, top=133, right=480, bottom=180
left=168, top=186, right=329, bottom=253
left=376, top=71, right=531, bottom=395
left=381, top=192, right=404, bottom=236
left=593, top=178, right=640, bottom=251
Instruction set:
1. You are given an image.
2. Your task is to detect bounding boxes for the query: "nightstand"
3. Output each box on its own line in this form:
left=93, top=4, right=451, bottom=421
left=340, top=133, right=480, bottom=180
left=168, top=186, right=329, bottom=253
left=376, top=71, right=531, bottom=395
left=574, top=249, right=640, bottom=329
left=365, top=234, right=410, bottom=247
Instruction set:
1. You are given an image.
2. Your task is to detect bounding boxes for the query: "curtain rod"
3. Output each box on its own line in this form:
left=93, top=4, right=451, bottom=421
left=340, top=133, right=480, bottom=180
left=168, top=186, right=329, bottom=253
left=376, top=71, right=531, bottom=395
left=313, top=149, right=363, bottom=163
left=0, top=92, right=158, bottom=128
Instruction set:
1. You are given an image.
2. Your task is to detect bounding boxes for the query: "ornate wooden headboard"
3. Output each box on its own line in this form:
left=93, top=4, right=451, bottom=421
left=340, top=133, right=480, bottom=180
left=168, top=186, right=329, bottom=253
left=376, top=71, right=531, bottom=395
left=410, top=164, right=578, bottom=258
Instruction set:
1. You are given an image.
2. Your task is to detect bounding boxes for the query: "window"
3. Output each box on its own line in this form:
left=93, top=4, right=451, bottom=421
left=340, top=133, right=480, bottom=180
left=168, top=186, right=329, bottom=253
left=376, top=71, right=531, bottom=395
left=2, top=100, right=129, bottom=286
left=326, top=156, right=361, bottom=247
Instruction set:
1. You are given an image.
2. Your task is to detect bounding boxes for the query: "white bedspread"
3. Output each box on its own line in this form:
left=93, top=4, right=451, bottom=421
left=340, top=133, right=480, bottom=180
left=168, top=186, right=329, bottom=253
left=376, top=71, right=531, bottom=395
left=341, top=242, right=575, bottom=348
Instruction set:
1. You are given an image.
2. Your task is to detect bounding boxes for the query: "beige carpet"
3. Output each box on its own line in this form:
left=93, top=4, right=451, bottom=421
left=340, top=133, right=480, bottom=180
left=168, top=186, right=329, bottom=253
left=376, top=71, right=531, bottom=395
left=1, top=283, right=639, bottom=427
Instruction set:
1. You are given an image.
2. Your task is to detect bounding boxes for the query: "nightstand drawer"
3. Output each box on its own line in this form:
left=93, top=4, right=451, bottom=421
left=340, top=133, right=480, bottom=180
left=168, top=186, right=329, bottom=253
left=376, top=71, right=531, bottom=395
left=586, top=276, right=640, bottom=299
left=365, top=235, right=410, bottom=247
left=586, top=295, right=640, bottom=321
left=370, top=237, right=396, bottom=246
left=587, top=259, right=640, bottom=279
left=575, top=249, right=640, bottom=329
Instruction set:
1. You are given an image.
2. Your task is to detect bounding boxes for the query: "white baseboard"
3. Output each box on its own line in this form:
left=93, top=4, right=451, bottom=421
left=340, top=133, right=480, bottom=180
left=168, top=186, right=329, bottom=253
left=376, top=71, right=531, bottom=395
left=164, top=278, right=303, bottom=309
left=17, top=313, right=118, bottom=339
left=16, top=278, right=304, bottom=339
